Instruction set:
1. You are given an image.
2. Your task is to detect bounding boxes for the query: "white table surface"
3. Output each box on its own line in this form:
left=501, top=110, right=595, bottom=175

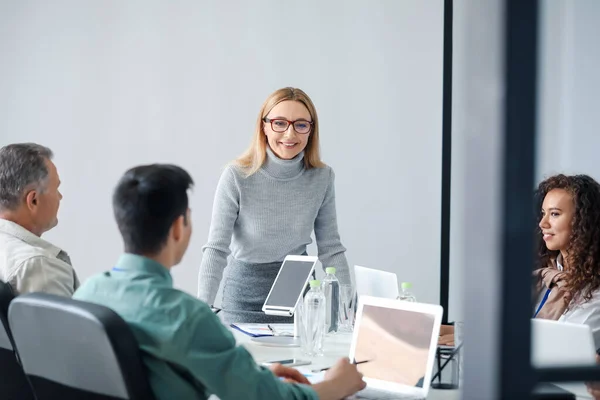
left=227, top=323, right=591, bottom=400
left=231, top=327, right=461, bottom=400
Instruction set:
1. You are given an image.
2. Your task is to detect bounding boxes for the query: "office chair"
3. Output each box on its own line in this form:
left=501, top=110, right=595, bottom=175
left=8, top=293, right=156, bottom=400
left=0, top=280, right=36, bottom=400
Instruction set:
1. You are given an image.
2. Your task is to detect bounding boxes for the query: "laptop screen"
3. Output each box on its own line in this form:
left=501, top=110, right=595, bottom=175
left=354, top=266, right=399, bottom=300
left=353, top=304, right=436, bottom=388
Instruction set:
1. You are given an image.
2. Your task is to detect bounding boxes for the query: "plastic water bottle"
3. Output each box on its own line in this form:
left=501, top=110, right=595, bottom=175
left=398, top=282, right=417, bottom=302
left=322, top=267, right=340, bottom=334
left=302, top=280, right=326, bottom=356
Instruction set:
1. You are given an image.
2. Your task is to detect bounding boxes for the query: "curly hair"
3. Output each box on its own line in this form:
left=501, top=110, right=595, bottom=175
left=535, top=174, right=600, bottom=307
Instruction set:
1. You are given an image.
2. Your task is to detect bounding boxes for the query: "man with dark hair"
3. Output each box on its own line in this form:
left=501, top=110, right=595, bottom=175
left=73, top=164, right=366, bottom=400
left=0, top=143, right=79, bottom=296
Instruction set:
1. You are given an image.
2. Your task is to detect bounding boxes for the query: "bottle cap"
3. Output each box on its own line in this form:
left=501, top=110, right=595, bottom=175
left=401, top=282, right=413, bottom=290
left=325, top=267, right=336, bottom=275
left=309, top=280, right=321, bottom=288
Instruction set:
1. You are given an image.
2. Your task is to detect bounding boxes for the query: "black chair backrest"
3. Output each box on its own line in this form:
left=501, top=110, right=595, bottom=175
left=8, top=293, right=155, bottom=400
left=0, top=280, right=36, bottom=400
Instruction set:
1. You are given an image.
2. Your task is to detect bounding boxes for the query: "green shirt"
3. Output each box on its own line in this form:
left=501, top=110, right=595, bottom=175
left=73, top=254, right=318, bottom=400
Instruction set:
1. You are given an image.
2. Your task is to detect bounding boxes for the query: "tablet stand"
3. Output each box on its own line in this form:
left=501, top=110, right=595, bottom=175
left=252, top=255, right=319, bottom=347
left=251, top=299, right=302, bottom=347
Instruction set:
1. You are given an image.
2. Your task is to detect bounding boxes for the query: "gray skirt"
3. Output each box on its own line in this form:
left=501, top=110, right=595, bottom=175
left=221, top=257, right=311, bottom=324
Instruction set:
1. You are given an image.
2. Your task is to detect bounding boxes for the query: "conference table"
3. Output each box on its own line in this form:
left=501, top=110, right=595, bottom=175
left=230, top=328, right=594, bottom=400
left=230, top=327, right=461, bottom=400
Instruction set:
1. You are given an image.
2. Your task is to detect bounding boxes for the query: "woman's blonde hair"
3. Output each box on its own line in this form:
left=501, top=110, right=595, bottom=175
left=235, top=87, right=325, bottom=176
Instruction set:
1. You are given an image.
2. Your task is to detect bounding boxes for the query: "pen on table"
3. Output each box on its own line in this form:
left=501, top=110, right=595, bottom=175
left=267, top=324, right=294, bottom=337
left=318, top=359, right=372, bottom=372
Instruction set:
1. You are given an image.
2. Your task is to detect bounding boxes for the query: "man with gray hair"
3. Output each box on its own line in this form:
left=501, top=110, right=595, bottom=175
left=0, top=143, right=79, bottom=296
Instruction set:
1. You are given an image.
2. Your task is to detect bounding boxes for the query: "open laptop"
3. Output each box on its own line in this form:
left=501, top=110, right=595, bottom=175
left=354, top=265, right=399, bottom=300
left=348, top=296, right=443, bottom=399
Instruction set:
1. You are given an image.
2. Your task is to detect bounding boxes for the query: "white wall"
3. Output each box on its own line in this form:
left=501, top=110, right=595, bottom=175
left=0, top=0, right=444, bottom=304
left=536, top=0, right=600, bottom=181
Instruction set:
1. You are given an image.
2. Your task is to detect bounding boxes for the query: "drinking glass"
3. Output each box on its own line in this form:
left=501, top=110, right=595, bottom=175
left=338, top=284, right=355, bottom=333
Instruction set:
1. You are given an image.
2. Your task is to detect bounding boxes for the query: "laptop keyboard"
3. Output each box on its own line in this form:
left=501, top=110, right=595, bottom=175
left=349, top=387, right=424, bottom=400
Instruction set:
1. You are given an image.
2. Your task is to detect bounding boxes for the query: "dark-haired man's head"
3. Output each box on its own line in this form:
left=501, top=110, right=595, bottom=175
left=113, top=164, right=194, bottom=268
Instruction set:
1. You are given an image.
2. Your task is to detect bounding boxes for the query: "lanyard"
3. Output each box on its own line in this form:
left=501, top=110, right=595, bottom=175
left=534, top=288, right=551, bottom=318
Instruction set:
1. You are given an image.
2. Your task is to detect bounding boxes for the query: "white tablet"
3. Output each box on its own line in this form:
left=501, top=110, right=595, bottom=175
left=262, top=255, right=319, bottom=316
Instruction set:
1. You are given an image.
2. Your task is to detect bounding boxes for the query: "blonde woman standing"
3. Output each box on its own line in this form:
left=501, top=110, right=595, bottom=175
left=198, top=87, right=351, bottom=323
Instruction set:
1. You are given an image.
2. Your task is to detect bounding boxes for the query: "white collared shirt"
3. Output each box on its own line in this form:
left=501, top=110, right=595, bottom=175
left=554, top=255, right=600, bottom=349
left=0, top=219, right=79, bottom=296
left=560, top=292, right=600, bottom=350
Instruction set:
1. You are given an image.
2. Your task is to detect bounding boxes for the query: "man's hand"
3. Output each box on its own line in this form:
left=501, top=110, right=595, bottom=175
left=324, top=358, right=367, bottom=396
left=269, top=363, right=311, bottom=385
left=313, top=358, right=367, bottom=400
left=438, top=324, right=455, bottom=346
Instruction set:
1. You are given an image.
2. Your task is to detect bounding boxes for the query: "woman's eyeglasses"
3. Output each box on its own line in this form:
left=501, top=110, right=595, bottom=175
left=263, top=118, right=313, bottom=134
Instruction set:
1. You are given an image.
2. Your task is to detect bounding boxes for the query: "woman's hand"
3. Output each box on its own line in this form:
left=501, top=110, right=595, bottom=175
left=586, top=355, right=600, bottom=399
left=438, top=324, right=455, bottom=346
left=269, top=363, right=311, bottom=385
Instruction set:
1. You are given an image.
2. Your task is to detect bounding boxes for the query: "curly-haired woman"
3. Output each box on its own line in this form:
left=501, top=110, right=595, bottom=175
left=533, top=174, right=600, bottom=347
left=439, top=173, right=600, bottom=348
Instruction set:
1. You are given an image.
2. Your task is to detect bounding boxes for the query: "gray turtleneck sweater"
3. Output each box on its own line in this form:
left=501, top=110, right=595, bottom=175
left=197, top=148, right=351, bottom=305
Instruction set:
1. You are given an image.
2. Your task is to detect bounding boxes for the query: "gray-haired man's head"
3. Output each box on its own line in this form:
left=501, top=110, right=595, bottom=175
left=0, top=143, right=62, bottom=236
